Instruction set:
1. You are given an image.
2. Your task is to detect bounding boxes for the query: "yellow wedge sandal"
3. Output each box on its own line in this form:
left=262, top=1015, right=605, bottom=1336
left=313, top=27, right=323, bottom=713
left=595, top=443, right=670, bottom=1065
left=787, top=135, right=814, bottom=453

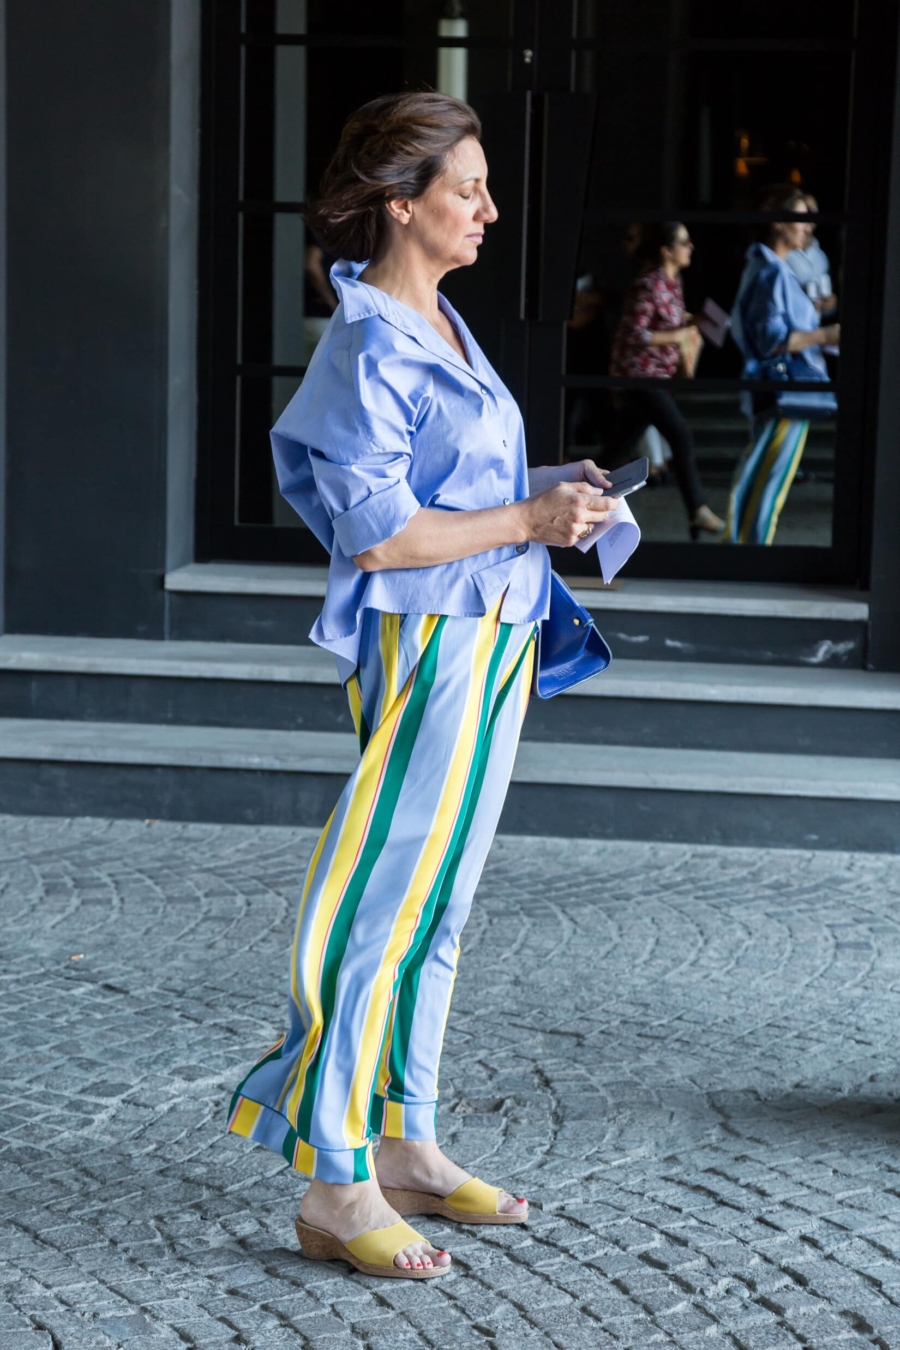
left=380, top=1177, right=528, bottom=1226
left=294, top=1216, right=449, bottom=1279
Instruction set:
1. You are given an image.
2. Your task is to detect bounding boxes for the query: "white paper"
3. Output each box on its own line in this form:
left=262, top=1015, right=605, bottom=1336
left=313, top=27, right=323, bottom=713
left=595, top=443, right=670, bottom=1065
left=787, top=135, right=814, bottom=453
left=573, top=494, right=641, bottom=584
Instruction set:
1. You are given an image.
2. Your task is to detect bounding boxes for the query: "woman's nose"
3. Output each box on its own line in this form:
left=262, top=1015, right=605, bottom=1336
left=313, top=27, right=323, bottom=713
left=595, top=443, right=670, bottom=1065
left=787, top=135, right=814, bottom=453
left=478, top=193, right=499, bottom=224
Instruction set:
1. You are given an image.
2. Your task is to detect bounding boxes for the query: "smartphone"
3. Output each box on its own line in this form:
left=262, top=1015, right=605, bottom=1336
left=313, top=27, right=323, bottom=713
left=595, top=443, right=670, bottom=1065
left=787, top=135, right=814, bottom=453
left=602, top=457, right=649, bottom=497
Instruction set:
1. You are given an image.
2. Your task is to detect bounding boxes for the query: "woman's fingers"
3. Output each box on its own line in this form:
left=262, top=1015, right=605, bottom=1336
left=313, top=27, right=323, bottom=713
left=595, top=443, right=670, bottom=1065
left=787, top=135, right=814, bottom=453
left=527, top=480, right=622, bottom=546
left=579, top=459, right=612, bottom=489
left=571, top=484, right=621, bottom=515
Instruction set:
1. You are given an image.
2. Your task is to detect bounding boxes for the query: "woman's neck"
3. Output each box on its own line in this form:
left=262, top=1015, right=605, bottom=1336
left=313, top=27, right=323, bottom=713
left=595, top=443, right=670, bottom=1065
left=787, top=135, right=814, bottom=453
left=662, top=260, right=679, bottom=281
left=769, top=236, right=792, bottom=259
left=360, top=250, right=444, bottom=324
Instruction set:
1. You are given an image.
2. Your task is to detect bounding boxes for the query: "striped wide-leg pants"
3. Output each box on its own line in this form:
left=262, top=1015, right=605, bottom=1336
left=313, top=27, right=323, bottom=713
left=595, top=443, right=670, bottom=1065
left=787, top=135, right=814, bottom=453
left=228, top=599, right=535, bottom=1183
left=726, top=416, right=810, bottom=545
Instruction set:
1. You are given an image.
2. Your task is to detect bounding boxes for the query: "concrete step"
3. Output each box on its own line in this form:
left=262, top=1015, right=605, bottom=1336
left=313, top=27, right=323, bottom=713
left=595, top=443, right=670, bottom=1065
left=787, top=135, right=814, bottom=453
left=164, top=564, right=869, bottom=668
left=2, top=636, right=895, bottom=757
left=0, top=718, right=896, bottom=851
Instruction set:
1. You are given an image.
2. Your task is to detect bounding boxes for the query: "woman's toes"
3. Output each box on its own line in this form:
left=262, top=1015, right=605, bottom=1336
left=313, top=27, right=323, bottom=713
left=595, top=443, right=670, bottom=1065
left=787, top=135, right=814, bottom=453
left=434, top=1249, right=452, bottom=1267
left=395, top=1251, right=412, bottom=1269
left=498, top=1190, right=528, bottom=1215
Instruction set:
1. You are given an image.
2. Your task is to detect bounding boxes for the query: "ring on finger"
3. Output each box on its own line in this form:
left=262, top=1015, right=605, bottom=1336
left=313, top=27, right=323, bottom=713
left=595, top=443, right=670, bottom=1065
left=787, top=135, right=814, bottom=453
left=579, top=526, right=592, bottom=539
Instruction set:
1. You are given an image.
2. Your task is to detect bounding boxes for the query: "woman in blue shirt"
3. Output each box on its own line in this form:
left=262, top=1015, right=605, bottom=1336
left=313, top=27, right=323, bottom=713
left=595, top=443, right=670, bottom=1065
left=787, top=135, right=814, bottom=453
left=228, top=92, right=619, bottom=1280
left=727, top=187, right=840, bottom=544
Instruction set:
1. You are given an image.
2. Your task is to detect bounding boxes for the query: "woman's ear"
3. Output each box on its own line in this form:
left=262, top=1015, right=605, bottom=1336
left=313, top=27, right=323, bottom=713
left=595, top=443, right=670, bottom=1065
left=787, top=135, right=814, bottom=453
left=384, top=196, right=413, bottom=226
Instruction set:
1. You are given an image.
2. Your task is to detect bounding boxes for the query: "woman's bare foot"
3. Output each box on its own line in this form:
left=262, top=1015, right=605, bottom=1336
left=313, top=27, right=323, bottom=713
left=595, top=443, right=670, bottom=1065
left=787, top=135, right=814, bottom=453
left=374, top=1137, right=528, bottom=1219
left=299, top=1177, right=451, bottom=1272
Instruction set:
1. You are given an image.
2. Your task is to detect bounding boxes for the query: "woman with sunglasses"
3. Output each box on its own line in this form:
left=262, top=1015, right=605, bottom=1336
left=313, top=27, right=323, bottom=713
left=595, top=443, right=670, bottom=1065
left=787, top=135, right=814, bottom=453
left=606, top=223, right=724, bottom=540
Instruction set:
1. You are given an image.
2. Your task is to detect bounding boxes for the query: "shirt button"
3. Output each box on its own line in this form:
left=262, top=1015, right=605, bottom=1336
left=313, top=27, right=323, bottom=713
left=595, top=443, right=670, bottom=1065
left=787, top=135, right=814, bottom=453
left=503, top=497, right=511, bottom=506
left=516, top=543, right=527, bottom=554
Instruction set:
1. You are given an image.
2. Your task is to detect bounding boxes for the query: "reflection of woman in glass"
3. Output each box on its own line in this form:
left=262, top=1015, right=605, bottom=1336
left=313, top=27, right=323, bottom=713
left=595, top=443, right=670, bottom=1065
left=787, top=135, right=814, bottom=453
left=607, top=223, right=724, bottom=540
left=785, top=194, right=838, bottom=320
left=728, top=188, right=840, bottom=546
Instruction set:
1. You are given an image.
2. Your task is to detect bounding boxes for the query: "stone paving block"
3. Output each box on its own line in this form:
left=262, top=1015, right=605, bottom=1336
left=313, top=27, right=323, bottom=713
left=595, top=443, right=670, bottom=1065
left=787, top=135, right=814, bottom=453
left=4, top=818, right=900, bottom=1349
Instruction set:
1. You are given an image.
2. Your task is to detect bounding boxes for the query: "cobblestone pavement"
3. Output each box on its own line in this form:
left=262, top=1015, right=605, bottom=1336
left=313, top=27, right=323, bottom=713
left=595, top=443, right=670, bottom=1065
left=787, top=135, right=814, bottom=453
left=3, top=815, right=900, bottom=1350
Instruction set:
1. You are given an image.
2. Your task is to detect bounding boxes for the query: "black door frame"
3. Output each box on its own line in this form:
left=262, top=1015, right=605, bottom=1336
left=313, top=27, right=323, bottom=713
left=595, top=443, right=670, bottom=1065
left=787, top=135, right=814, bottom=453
left=196, top=0, right=899, bottom=588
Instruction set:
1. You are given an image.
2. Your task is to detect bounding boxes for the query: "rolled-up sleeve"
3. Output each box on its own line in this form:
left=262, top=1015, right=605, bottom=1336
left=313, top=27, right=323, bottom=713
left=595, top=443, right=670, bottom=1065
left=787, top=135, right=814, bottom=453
left=311, top=447, right=420, bottom=557
left=308, top=336, right=428, bottom=558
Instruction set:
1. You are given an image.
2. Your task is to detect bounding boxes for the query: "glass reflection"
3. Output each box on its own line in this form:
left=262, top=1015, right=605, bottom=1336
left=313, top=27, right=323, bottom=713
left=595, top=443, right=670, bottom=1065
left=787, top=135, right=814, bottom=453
left=567, top=207, right=840, bottom=546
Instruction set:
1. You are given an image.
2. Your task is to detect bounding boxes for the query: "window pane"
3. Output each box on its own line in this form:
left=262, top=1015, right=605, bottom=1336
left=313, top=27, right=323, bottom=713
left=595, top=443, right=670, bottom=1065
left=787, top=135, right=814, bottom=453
left=575, top=0, right=670, bottom=41
left=688, top=0, right=855, bottom=41
left=679, top=52, right=852, bottom=211
left=565, top=221, right=841, bottom=548
left=576, top=55, right=669, bottom=209
left=575, top=49, right=852, bottom=214
left=245, top=0, right=514, bottom=39
left=576, top=0, right=855, bottom=43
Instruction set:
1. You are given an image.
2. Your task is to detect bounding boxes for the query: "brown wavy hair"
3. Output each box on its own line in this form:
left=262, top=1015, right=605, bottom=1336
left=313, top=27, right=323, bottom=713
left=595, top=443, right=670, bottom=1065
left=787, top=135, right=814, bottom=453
left=759, top=185, right=809, bottom=238
left=304, top=92, right=482, bottom=263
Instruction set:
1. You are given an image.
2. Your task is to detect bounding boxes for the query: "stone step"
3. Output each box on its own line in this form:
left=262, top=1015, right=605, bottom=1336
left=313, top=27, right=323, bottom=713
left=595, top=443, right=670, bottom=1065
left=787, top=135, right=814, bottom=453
left=1, top=636, right=894, bottom=756
left=0, top=718, right=896, bottom=851
left=164, top=564, right=869, bottom=668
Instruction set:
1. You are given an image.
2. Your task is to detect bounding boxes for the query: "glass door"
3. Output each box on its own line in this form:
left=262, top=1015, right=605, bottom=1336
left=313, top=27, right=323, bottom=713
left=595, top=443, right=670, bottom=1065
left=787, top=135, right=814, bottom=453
left=540, top=0, right=895, bottom=582
left=197, top=0, right=531, bottom=562
left=198, top=0, right=897, bottom=586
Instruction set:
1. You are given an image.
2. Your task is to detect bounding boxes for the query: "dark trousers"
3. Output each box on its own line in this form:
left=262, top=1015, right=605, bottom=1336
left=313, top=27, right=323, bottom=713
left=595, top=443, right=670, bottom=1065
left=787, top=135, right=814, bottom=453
left=603, top=388, right=707, bottom=519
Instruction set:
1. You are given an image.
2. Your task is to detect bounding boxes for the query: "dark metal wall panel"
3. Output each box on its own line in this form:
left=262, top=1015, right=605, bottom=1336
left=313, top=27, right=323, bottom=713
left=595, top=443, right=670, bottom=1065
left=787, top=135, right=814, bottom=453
left=0, top=0, right=7, bottom=635
left=868, top=17, right=900, bottom=671
left=4, top=0, right=173, bottom=636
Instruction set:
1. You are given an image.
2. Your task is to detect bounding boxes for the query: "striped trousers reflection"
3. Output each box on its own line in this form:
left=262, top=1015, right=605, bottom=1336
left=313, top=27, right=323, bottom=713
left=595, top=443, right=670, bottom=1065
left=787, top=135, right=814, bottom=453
left=228, top=600, right=535, bottom=1183
left=726, top=417, right=810, bottom=545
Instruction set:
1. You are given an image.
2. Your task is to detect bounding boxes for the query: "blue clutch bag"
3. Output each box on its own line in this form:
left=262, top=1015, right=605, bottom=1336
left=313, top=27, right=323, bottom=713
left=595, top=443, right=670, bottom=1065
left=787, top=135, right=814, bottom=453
left=759, top=357, right=838, bottom=420
left=533, top=572, right=612, bottom=699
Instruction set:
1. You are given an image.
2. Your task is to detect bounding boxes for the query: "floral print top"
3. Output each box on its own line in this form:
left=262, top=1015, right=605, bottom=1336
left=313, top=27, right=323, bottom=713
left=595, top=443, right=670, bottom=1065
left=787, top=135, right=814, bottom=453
left=610, top=266, right=684, bottom=379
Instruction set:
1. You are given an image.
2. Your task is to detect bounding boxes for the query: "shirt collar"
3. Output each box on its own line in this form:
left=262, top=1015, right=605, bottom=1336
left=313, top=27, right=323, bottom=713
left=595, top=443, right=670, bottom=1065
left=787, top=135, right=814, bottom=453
left=746, top=242, right=783, bottom=267
left=329, top=258, right=483, bottom=384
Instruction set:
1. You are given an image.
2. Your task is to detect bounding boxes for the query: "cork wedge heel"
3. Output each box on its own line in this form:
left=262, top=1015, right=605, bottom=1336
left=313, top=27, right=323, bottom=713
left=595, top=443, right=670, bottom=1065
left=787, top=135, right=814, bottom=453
left=380, top=1177, right=528, bottom=1226
left=294, top=1217, right=449, bottom=1279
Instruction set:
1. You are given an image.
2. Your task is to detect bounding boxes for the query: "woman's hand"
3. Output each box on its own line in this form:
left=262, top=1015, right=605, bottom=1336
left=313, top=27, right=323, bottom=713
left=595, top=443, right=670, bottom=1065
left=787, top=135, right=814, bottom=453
left=527, top=460, right=611, bottom=494
left=520, top=479, right=621, bottom=548
left=786, top=323, right=841, bottom=353
left=678, top=325, right=704, bottom=377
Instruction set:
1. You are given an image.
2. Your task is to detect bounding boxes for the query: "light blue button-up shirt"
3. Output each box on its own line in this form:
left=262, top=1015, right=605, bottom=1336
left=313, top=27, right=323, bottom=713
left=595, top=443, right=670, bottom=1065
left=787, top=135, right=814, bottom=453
left=272, top=259, right=551, bottom=679
left=731, top=243, right=828, bottom=379
left=730, top=243, right=829, bottom=418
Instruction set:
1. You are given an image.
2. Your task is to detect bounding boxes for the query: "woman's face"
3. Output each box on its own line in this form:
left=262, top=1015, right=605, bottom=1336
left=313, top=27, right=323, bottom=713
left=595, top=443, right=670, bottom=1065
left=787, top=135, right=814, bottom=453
left=405, top=136, right=498, bottom=270
left=773, top=200, right=810, bottom=251
left=664, top=227, right=694, bottom=271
